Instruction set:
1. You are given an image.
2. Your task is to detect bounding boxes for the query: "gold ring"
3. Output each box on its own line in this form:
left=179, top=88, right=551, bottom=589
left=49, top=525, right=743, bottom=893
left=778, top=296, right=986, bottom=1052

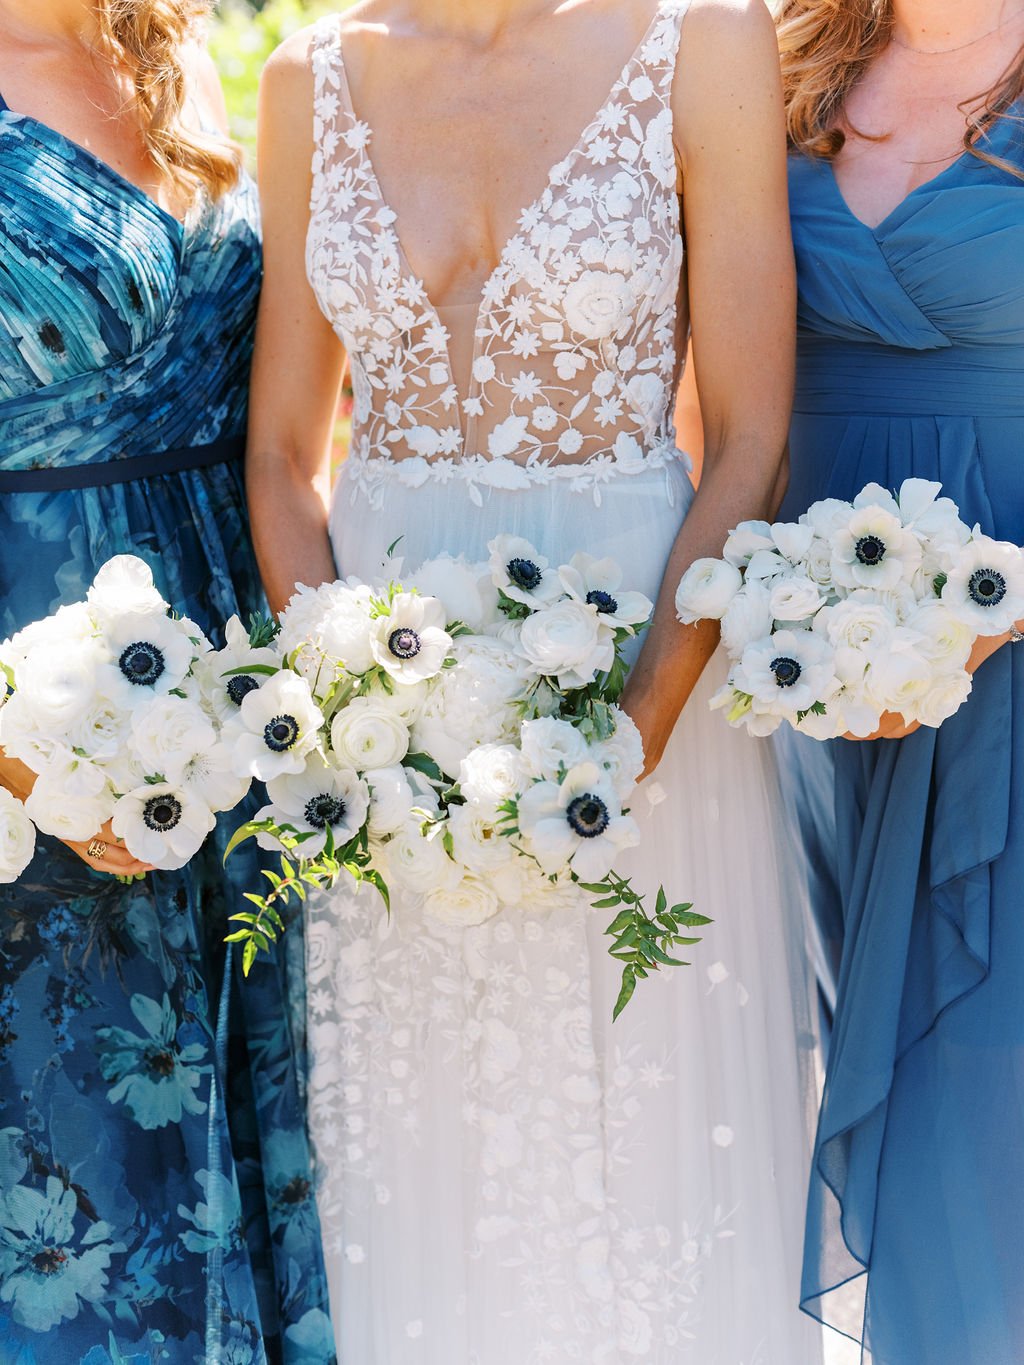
left=86, top=840, right=107, bottom=860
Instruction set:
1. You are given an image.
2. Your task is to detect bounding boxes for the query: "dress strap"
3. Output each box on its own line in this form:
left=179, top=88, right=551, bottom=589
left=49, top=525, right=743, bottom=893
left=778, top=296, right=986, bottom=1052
left=0, top=90, right=9, bottom=114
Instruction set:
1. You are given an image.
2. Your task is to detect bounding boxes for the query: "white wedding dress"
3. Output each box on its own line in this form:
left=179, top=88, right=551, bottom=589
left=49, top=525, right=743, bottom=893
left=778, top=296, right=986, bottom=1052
left=302, top=4, right=823, bottom=1361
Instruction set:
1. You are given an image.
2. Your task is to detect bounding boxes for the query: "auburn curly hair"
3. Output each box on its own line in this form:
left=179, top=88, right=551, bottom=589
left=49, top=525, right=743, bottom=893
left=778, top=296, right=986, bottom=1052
left=100, top=0, right=241, bottom=199
left=775, top=0, right=1024, bottom=175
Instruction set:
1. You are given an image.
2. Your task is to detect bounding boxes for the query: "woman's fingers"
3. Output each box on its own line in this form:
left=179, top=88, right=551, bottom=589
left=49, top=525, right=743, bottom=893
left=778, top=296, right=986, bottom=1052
left=65, top=824, right=154, bottom=878
left=844, top=713, right=922, bottom=742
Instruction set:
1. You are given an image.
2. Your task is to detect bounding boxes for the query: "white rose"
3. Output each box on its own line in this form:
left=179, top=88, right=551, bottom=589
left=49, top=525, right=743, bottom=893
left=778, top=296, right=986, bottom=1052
left=769, top=574, right=824, bottom=624
left=423, top=872, right=501, bottom=928
left=864, top=635, right=934, bottom=713
left=447, top=804, right=517, bottom=875
left=675, top=558, right=742, bottom=624
left=407, top=555, right=500, bottom=633
left=13, top=637, right=108, bottom=732
left=720, top=581, right=774, bottom=658
left=330, top=696, right=410, bottom=771
left=562, top=270, right=633, bottom=340
left=458, top=743, right=525, bottom=812
left=519, top=717, right=589, bottom=781
left=129, top=697, right=217, bottom=783
left=905, top=601, right=974, bottom=673
left=411, top=637, right=527, bottom=777
left=0, top=787, right=35, bottom=882
left=26, top=780, right=114, bottom=844
left=517, top=602, right=615, bottom=690
left=820, top=599, right=896, bottom=686
left=87, top=555, right=167, bottom=620
left=365, top=766, right=416, bottom=837
left=903, top=670, right=973, bottom=728
left=383, top=820, right=461, bottom=894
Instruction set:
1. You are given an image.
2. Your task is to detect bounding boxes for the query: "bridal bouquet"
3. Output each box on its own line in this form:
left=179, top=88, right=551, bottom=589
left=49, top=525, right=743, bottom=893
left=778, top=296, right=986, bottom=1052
left=676, top=478, right=1024, bottom=739
left=226, top=537, right=705, bottom=1015
left=0, top=557, right=253, bottom=869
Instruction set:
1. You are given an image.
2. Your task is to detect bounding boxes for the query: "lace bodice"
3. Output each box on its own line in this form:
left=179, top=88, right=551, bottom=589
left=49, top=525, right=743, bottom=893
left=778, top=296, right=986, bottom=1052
left=306, top=1, right=691, bottom=505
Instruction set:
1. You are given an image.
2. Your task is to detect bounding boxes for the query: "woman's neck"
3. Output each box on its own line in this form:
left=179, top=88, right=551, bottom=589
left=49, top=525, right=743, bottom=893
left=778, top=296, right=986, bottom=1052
left=891, top=0, right=1024, bottom=53
left=0, top=0, right=102, bottom=45
left=402, top=0, right=564, bottom=43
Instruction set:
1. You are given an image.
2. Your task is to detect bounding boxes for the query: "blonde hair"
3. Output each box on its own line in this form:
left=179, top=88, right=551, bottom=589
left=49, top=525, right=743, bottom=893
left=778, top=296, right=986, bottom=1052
left=776, top=0, right=1024, bottom=173
left=100, top=0, right=241, bottom=200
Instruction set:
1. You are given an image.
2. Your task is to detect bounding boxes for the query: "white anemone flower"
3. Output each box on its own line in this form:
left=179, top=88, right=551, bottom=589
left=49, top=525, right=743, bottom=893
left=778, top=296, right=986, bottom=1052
left=111, top=783, right=216, bottom=869
left=559, top=553, right=653, bottom=633
left=230, top=671, right=325, bottom=780
left=0, top=787, right=36, bottom=883
left=487, top=534, right=564, bottom=607
left=100, top=612, right=196, bottom=707
left=198, top=616, right=281, bottom=723
left=942, top=535, right=1024, bottom=635
left=732, top=629, right=838, bottom=716
left=256, top=758, right=369, bottom=858
left=369, top=593, right=452, bottom=684
left=831, top=505, right=922, bottom=591
left=517, top=762, right=640, bottom=883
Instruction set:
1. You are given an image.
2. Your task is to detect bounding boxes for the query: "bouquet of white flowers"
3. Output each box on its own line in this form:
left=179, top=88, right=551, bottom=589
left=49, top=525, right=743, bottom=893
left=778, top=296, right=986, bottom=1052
left=226, top=537, right=705, bottom=1015
left=0, top=557, right=254, bottom=869
left=676, top=478, right=1024, bottom=739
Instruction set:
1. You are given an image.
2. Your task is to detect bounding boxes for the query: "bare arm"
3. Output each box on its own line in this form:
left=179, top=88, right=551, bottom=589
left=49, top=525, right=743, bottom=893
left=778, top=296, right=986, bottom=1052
left=622, top=0, right=795, bottom=774
left=246, top=32, right=344, bottom=615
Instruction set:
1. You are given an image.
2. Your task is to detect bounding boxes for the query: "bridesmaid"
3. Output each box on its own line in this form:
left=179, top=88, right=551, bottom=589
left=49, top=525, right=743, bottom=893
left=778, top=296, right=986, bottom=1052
left=0, top=1, right=333, bottom=1360
left=777, top=0, right=1024, bottom=1360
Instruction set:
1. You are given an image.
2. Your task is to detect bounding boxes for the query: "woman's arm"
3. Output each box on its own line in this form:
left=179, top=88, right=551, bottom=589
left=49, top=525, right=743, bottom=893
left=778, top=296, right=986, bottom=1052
left=246, top=31, right=346, bottom=615
left=622, top=0, right=795, bottom=776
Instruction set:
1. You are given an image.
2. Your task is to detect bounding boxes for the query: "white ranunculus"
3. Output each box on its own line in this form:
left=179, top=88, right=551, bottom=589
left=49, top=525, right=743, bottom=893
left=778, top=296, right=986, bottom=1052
left=447, top=803, right=518, bottom=875
left=732, top=629, right=838, bottom=716
left=423, top=872, right=501, bottom=928
left=277, top=580, right=377, bottom=689
left=517, top=601, right=615, bottom=690
left=25, top=780, right=114, bottom=844
left=364, top=765, right=416, bottom=837
left=942, top=535, right=1024, bottom=635
left=129, top=696, right=217, bottom=784
left=722, top=521, right=774, bottom=568
left=13, top=637, right=108, bottom=732
left=863, top=633, right=934, bottom=713
left=519, top=716, right=590, bottom=782
left=111, top=783, right=216, bottom=869
left=99, top=612, right=196, bottom=708
left=0, top=787, right=36, bottom=882
left=675, top=558, right=743, bottom=625
left=229, top=671, right=325, bottom=781
left=87, top=555, right=168, bottom=620
left=769, top=573, right=824, bottom=624
left=256, top=758, right=369, bottom=857
left=488, top=534, right=563, bottom=608
left=905, top=600, right=974, bottom=673
left=720, top=581, right=774, bottom=658
left=330, top=696, right=410, bottom=771
left=369, top=592, right=452, bottom=685
left=198, top=615, right=281, bottom=723
left=65, top=694, right=129, bottom=764
left=407, top=555, right=500, bottom=633
left=517, top=762, right=640, bottom=883
left=831, top=504, right=922, bottom=592
left=820, top=599, right=897, bottom=685
left=383, top=819, right=461, bottom=895
left=411, top=637, right=528, bottom=778
left=800, top=535, right=835, bottom=590
left=562, top=270, right=634, bottom=340
left=590, top=708, right=645, bottom=800
left=41, top=748, right=111, bottom=801
left=458, top=743, right=525, bottom=814
left=559, top=552, right=652, bottom=633
left=903, top=670, right=973, bottom=728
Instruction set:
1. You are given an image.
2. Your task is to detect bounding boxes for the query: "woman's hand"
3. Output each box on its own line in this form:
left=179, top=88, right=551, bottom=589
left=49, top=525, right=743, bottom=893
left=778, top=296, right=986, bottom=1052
left=0, top=752, right=151, bottom=878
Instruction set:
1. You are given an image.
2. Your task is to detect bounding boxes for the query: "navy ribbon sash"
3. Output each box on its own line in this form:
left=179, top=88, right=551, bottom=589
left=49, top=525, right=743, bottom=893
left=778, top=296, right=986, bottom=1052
left=0, top=434, right=245, bottom=493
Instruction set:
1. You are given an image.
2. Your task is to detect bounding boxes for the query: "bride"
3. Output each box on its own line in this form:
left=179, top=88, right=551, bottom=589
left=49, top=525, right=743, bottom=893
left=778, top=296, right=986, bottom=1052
left=247, top=0, right=822, bottom=1360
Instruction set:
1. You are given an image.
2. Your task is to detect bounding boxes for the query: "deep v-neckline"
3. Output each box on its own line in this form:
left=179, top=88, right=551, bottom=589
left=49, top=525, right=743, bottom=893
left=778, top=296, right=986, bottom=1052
left=329, top=2, right=675, bottom=362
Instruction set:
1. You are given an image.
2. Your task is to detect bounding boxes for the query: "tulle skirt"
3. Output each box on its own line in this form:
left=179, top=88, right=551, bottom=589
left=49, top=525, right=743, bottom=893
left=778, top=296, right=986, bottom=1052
left=305, top=457, right=824, bottom=1364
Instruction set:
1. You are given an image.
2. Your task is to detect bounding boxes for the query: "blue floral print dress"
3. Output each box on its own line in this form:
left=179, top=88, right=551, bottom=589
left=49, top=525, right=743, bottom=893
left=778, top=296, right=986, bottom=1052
left=0, top=95, right=335, bottom=1363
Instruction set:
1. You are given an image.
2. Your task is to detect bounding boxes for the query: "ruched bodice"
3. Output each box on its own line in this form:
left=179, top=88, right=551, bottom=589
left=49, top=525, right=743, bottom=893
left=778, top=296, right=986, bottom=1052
left=785, top=110, right=1024, bottom=1365
left=0, top=94, right=260, bottom=475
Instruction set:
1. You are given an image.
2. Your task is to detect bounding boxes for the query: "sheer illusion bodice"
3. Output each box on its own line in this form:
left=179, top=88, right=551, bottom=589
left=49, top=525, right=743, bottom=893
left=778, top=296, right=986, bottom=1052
left=302, top=6, right=823, bottom=1362
left=307, top=3, right=688, bottom=505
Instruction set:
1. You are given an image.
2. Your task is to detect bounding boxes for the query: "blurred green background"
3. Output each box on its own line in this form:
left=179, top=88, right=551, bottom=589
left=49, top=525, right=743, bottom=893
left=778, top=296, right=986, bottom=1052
left=209, top=0, right=349, bottom=161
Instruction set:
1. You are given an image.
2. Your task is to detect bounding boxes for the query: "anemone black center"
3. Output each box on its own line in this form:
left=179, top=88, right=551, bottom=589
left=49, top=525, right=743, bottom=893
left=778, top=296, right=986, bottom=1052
left=586, top=589, right=619, bottom=615
left=854, top=535, right=887, bottom=567
left=771, top=656, right=802, bottom=688
left=227, top=674, right=259, bottom=707
left=264, top=715, right=299, bottom=752
left=388, top=627, right=421, bottom=660
left=118, top=641, right=165, bottom=687
left=145, top=1048, right=177, bottom=1079
left=968, top=568, right=1007, bottom=607
left=144, top=795, right=183, bottom=833
left=507, top=557, right=543, bottom=591
left=31, top=1248, right=69, bottom=1275
left=566, top=793, right=610, bottom=839
left=304, top=793, right=347, bottom=831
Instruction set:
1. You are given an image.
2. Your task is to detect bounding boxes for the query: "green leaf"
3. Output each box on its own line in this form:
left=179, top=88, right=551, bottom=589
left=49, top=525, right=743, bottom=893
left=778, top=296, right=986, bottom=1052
left=404, top=751, right=447, bottom=784
left=604, top=908, right=634, bottom=935
left=654, top=886, right=667, bottom=918
left=387, top=535, right=405, bottom=558
left=221, top=663, right=280, bottom=678
left=673, top=910, right=712, bottom=927
left=612, top=967, right=637, bottom=1021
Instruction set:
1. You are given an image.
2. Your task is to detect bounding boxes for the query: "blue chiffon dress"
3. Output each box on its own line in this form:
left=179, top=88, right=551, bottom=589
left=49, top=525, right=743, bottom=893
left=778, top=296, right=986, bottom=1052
left=783, top=110, right=1024, bottom=1363
left=0, top=95, right=335, bottom=1362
